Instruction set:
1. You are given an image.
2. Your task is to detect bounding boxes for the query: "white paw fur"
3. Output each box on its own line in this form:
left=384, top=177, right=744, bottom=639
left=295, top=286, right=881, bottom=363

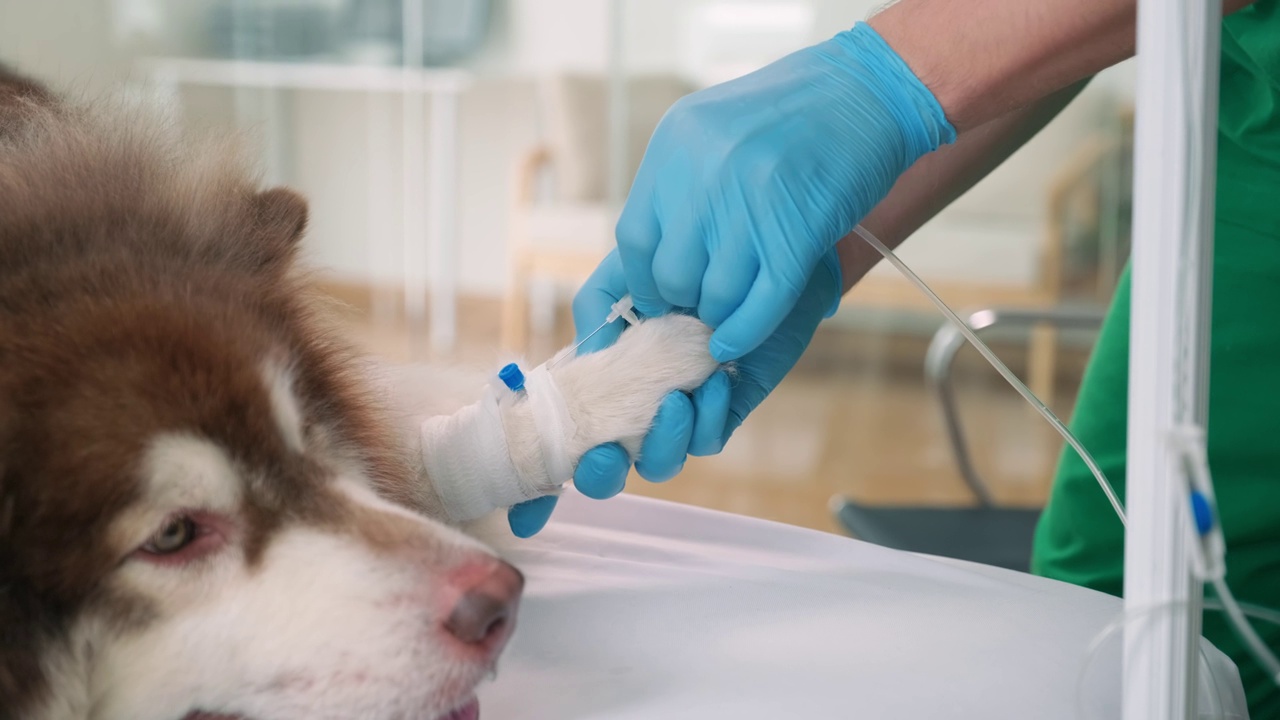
left=505, top=313, right=720, bottom=490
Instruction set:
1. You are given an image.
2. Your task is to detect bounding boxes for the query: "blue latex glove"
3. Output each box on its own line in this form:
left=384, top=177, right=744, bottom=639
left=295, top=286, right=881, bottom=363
left=507, top=247, right=841, bottom=538
left=507, top=22, right=954, bottom=538
left=616, top=21, right=953, bottom=363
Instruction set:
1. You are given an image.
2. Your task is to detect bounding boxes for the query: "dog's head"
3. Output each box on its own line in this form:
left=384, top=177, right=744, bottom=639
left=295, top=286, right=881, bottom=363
left=0, top=68, right=518, bottom=720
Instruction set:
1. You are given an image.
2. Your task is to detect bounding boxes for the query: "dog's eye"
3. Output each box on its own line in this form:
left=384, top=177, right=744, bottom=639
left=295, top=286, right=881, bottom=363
left=143, top=517, right=198, bottom=555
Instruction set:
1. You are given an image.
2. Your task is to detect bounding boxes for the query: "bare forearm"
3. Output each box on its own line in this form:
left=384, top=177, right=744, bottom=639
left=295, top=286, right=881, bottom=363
left=870, top=0, right=1254, bottom=132
left=838, top=0, right=1255, bottom=291
left=837, top=80, right=1087, bottom=291
left=869, top=0, right=1130, bottom=131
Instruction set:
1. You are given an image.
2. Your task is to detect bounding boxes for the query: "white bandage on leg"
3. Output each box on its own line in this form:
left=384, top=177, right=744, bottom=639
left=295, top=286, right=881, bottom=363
left=420, top=386, right=529, bottom=523
left=420, top=363, right=577, bottom=523
left=522, top=364, right=576, bottom=486
left=417, top=315, right=721, bottom=525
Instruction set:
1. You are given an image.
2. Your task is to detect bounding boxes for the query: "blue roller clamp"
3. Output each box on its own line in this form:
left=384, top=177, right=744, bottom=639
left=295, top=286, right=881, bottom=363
left=1190, top=490, right=1214, bottom=536
left=498, top=363, right=525, bottom=392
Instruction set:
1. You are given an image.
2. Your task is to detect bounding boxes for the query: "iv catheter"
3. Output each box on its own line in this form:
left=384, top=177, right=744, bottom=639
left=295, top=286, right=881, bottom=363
left=552, top=295, right=640, bottom=368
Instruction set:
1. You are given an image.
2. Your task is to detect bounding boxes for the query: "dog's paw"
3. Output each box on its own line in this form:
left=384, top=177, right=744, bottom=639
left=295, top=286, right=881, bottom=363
left=499, top=314, right=721, bottom=495
left=557, top=313, right=720, bottom=458
left=420, top=314, right=722, bottom=523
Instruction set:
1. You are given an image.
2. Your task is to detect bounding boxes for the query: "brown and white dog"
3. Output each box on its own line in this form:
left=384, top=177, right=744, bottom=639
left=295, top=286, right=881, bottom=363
left=0, top=67, right=718, bottom=720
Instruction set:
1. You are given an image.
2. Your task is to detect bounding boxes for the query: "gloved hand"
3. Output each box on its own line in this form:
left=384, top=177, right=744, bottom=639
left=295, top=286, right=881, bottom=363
left=506, top=21, right=955, bottom=538
left=507, top=247, right=842, bottom=538
left=616, top=21, right=953, bottom=363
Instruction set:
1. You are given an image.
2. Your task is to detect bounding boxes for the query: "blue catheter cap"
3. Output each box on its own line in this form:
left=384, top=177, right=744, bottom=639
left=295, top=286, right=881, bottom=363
left=498, top=363, right=525, bottom=392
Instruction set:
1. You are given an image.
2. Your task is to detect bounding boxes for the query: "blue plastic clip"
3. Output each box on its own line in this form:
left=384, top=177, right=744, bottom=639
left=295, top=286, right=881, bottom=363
left=498, top=363, right=525, bottom=393
left=1190, top=490, right=1214, bottom=536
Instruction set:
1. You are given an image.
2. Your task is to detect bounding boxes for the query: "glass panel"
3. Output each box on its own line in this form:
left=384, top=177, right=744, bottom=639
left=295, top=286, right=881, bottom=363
left=7, top=0, right=1135, bottom=540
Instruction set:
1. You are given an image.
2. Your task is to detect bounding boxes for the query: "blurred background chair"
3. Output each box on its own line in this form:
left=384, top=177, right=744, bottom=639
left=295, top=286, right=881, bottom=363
left=14, top=0, right=1137, bottom=538
left=501, top=73, right=694, bottom=353
left=832, top=305, right=1106, bottom=572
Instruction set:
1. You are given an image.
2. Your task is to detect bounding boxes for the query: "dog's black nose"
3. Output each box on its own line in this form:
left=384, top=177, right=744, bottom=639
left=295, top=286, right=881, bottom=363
left=444, top=560, right=524, bottom=648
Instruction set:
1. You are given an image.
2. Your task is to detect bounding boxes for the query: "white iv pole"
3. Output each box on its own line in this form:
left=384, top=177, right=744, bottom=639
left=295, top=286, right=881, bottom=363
left=1123, top=0, right=1221, bottom=717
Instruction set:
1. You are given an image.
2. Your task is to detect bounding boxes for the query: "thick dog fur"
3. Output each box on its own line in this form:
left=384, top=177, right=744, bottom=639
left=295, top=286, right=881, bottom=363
left=0, top=65, right=720, bottom=720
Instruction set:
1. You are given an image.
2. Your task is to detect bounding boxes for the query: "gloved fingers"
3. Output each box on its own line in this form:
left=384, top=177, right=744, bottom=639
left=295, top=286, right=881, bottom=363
left=688, top=370, right=732, bottom=456
left=708, top=271, right=803, bottom=363
left=634, top=391, right=695, bottom=483
left=722, top=409, right=747, bottom=448
left=507, top=494, right=559, bottom=538
left=697, top=249, right=759, bottom=329
left=572, top=250, right=630, bottom=355
left=650, top=217, right=708, bottom=310
left=615, top=198, right=670, bottom=318
left=719, top=260, right=840, bottom=443
left=573, top=442, right=631, bottom=499
left=818, top=245, right=845, bottom=318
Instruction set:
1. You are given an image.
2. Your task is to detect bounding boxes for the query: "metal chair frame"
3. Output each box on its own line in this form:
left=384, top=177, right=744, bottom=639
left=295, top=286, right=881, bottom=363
left=922, top=305, right=1108, bottom=506
left=831, top=305, right=1107, bottom=571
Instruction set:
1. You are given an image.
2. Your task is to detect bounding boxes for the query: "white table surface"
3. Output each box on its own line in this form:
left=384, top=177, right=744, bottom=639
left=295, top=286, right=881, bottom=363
left=477, top=492, right=1247, bottom=719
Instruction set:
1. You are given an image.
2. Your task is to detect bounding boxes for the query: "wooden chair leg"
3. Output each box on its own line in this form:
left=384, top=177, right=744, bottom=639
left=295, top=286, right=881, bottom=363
left=529, top=277, right=557, bottom=339
left=1028, top=324, right=1058, bottom=411
left=501, top=253, right=530, bottom=354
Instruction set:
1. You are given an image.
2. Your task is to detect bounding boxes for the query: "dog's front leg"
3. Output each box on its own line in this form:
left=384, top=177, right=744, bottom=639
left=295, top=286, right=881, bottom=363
left=416, top=314, right=722, bottom=525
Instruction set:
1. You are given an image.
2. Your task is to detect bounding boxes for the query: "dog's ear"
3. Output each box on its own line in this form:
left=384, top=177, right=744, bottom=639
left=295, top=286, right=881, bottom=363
left=247, top=187, right=309, bottom=275
left=0, top=63, right=56, bottom=140
left=0, top=64, right=53, bottom=104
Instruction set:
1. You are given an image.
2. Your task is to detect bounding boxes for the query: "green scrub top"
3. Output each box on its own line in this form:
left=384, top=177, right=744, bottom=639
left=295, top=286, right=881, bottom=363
left=1032, top=2, right=1280, bottom=717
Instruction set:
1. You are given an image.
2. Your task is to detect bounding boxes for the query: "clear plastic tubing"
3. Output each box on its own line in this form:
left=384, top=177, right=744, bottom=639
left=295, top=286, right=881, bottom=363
left=851, top=224, right=1127, bottom=526
left=857, top=221, right=1280, bottom=688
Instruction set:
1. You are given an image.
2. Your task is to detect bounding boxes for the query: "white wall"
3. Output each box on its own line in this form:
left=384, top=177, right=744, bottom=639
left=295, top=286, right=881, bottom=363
left=0, top=1, right=130, bottom=93
left=281, top=77, right=540, bottom=294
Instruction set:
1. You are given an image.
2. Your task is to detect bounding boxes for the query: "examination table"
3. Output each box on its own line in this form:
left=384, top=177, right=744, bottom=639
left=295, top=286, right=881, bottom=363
left=479, top=492, right=1248, bottom=719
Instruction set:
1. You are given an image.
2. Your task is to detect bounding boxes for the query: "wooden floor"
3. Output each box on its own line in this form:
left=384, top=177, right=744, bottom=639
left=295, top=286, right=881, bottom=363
left=332, top=290, right=1084, bottom=537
